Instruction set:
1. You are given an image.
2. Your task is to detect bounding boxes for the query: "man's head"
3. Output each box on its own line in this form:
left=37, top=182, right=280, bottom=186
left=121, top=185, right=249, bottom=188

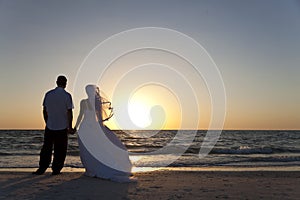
left=56, top=75, right=67, bottom=88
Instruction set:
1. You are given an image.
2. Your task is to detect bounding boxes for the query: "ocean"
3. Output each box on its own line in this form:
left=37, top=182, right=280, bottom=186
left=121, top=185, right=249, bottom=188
left=1, top=130, right=300, bottom=170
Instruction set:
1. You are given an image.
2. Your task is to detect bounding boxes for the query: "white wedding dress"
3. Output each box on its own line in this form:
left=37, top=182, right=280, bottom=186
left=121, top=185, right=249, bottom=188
left=76, top=86, right=133, bottom=182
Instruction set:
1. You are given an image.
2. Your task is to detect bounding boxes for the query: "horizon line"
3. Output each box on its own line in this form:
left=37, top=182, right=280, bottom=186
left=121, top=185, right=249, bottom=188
left=0, top=128, right=299, bottom=131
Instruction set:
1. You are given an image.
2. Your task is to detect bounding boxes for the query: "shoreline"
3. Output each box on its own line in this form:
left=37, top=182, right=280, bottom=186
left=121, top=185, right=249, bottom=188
left=1, top=169, right=300, bottom=199
left=1, top=165, right=300, bottom=173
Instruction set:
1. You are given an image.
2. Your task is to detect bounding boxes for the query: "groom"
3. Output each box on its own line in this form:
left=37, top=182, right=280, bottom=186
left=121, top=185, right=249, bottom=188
left=33, top=75, right=75, bottom=175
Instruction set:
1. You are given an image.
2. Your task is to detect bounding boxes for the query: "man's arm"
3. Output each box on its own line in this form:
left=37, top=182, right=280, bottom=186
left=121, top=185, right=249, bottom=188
left=67, top=109, right=73, bottom=130
left=43, top=106, right=48, bottom=124
left=67, top=109, right=76, bottom=134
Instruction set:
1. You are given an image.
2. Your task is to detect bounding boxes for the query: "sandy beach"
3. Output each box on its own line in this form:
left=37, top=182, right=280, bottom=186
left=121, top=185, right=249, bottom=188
left=1, top=168, right=299, bottom=200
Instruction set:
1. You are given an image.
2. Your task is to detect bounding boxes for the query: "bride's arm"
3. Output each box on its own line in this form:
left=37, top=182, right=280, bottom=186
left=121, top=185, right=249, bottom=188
left=74, top=100, right=86, bottom=129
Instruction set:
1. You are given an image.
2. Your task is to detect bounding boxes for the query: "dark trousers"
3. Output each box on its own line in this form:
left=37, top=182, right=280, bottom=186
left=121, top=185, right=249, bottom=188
left=38, top=127, right=68, bottom=172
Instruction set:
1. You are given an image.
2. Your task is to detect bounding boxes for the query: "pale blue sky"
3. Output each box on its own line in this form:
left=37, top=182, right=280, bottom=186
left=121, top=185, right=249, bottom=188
left=0, top=0, right=299, bottom=129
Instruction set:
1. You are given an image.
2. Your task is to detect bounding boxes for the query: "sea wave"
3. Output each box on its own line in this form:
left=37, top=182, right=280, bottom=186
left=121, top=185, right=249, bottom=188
left=210, top=146, right=300, bottom=155
left=167, top=156, right=300, bottom=167
left=1, top=130, right=300, bottom=168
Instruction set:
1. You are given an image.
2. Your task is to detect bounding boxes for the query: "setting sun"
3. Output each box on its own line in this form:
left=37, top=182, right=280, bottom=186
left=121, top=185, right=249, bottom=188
left=128, top=98, right=151, bottom=128
left=108, top=84, right=182, bottom=130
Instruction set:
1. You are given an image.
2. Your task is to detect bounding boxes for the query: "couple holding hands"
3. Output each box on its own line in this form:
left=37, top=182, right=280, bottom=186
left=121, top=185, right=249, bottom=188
left=33, top=75, right=134, bottom=182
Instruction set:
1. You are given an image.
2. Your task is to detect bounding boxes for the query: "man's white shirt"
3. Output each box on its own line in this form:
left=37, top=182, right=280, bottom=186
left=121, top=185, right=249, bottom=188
left=43, top=87, right=74, bottom=130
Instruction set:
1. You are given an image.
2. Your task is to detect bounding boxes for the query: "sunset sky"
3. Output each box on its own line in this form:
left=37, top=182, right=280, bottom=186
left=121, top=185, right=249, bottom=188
left=0, top=0, right=299, bottom=130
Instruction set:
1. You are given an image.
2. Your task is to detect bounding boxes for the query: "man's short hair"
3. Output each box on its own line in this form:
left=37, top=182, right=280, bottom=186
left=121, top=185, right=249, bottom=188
left=56, top=75, right=67, bottom=87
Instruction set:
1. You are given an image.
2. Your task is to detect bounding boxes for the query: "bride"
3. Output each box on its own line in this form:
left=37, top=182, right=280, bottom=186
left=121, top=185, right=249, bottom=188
left=74, top=85, right=134, bottom=182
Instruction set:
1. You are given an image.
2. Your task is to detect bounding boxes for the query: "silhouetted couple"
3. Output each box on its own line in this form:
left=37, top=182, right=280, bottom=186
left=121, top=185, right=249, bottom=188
left=33, top=75, right=133, bottom=182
